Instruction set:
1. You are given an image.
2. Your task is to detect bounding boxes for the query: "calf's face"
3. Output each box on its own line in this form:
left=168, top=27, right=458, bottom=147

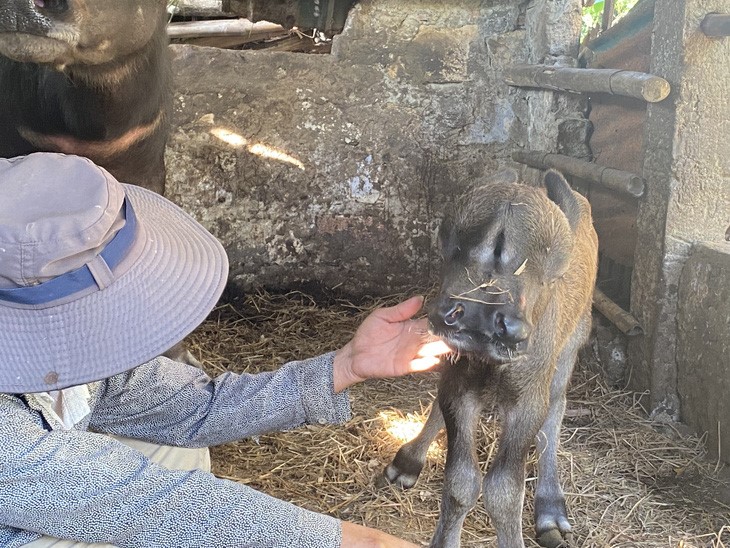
left=0, top=0, right=167, bottom=66
left=429, top=182, right=575, bottom=363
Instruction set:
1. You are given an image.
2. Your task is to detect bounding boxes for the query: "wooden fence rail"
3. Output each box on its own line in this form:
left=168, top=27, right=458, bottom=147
left=504, top=64, right=670, bottom=103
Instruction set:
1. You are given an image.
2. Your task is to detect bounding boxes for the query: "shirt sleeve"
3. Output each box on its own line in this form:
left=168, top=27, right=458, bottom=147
left=88, top=352, right=351, bottom=447
left=0, top=395, right=342, bottom=547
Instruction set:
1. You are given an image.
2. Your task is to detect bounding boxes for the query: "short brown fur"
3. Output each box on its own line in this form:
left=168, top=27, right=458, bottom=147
left=381, top=169, right=598, bottom=548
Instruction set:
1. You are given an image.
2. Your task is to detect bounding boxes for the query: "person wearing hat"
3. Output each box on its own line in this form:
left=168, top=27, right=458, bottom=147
left=0, top=153, right=449, bottom=548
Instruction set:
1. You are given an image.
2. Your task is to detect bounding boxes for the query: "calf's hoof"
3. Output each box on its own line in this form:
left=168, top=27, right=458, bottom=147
left=535, top=494, right=571, bottom=547
left=378, top=462, right=419, bottom=489
left=537, top=528, right=571, bottom=548
left=377, top=447, right=426, bottom=489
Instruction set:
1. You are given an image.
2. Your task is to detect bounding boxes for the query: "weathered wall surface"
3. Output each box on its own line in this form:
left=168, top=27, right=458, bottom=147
left=165, top=0, right=583, bottom=296
left=677, top=242, right=730, bottom=463
left=629, top=0, right=730, bottom=419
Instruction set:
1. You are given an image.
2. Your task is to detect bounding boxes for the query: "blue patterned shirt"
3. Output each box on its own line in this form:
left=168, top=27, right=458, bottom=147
left=0, top=353, right=351, bottom=547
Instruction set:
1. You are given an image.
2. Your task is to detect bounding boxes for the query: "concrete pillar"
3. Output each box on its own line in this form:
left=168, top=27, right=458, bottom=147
left=629, top=0, right=730, bottom=418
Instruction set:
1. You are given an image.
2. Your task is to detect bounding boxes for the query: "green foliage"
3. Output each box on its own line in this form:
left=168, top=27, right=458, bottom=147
left=581, top=0, right=641, bottom=40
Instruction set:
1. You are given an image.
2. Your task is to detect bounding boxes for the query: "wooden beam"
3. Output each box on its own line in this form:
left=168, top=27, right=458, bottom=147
left=700, top=13, right=730, bottom=37
left=593, top=288, right=643, bottom=336
left=512, top=150, right=645, bottom=198
left=504, top=64, right=670, bottom=103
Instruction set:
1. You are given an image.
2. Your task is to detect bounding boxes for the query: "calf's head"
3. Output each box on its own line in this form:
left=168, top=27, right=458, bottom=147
left=0, top=0, right=167, bottom=66
left=429, top=169, right=582, bottom=363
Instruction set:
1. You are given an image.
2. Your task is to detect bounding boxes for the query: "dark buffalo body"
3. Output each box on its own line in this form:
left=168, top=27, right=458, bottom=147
left=0, top=0, right=171, bottom=193
left=381, top=170, right=599, bottom=548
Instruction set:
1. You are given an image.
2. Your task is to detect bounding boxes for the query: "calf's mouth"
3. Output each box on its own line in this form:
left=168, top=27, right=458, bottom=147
left=429, top=321, right=528, bottom=364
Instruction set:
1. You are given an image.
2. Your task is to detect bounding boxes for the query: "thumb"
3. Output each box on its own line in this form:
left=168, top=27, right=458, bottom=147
left=377, top=295, right=424, bottom=323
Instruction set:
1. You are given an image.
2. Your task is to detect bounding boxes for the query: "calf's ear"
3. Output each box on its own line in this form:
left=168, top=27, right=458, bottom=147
left=543, top=169, right=581, bottom=230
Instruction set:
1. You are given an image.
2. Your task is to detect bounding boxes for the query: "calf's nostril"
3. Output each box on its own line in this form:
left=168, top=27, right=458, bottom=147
left=443, top=303, right=465, bottom=326
left=495, top=312, right=530, bottom=344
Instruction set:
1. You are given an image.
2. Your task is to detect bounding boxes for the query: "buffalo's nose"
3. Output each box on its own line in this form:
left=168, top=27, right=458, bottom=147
left=493, top=311, right=531, bottom=344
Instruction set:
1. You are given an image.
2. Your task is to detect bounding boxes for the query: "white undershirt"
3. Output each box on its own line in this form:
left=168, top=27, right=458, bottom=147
left=34, top=384, right=92, bottom=430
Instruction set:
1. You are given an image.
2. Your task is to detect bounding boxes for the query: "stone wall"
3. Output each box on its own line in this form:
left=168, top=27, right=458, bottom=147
left=677, top=242, right=730, bottom=463
left=165, top=0, right=584, bottom=296
left=629, top=0, right=730, bottom=419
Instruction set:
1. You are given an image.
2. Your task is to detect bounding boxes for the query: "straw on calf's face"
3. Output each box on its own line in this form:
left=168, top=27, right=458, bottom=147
left=380, top=170, right=598, bottom=548
left=430, top=179, right=576, bottom=363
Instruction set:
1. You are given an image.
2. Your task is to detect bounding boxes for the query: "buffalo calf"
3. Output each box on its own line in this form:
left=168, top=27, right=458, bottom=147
left=0, top=0, right=171, bottom=193
left=381, top=170, right=598, bottom=548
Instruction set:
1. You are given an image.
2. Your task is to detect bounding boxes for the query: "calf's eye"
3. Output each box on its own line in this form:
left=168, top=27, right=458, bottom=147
left=493, top=231, right=505, bottom=261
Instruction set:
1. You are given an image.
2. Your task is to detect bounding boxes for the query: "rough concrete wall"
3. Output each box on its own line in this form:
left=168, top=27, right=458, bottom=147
left=628, top=0, right=730, bottom=418
left=165, top=0, right=583, bottom=296
left=677, top=242, right=730, bottom=463
left=521, top=0, right=584, bottom=158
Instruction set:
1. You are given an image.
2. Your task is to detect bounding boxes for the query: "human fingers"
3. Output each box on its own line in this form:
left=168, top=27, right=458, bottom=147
left=417, top=339, right=452, bottom=358
left=408, top=354, right=442, bottom=372
left=340, top=521, right=419, bottom=548
left=408, top=340, right=451, bottom=372
left=375, top=295, right=424, bottom=323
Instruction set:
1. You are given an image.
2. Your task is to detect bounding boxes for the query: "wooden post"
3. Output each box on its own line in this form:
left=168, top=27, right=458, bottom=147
left=512, top=150, right=645, bottom=197
left=504, top=64, right=670, bottom=103
left=602, top=0, right=616, bottom=30
left=629, top=0, right=730, bottom=426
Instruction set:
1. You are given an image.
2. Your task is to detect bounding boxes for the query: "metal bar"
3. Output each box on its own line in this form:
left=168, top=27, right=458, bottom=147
left=701, top=13, right=730, bottom=37
left=512, top=150, right=645, bottom=198
left=167, top=19, right=286, bottom=39
left=593, top=288, right=643, bottom=336
left=504, top=64, right=670, bottom=103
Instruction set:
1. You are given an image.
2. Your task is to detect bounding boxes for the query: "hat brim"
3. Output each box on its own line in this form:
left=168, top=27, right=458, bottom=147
left=0, top=184, right=229, bottom=393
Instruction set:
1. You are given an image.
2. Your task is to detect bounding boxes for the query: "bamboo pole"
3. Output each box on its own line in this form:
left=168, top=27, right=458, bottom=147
left=593, top=288, right=643, bottom=336
left=504, top=64, right=670, bottom=103
left=512, top=150, right=645, bottom=198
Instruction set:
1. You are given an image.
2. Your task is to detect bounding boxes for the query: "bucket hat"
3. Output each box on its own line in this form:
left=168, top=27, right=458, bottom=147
left=0, top=153, right=228, bottom=393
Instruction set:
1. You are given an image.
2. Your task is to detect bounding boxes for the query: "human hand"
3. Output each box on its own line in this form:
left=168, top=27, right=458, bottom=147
left=340, top=521, right=419, bottom=548
left=332, top=295, right=451, bottom=393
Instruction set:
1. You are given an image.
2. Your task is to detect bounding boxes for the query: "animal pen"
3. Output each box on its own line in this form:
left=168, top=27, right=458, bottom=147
left=166, top=0, right=730, bottom=545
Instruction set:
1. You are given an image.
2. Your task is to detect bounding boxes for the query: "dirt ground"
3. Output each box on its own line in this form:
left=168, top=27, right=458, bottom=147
left=187, top=291, right=730, bottom=547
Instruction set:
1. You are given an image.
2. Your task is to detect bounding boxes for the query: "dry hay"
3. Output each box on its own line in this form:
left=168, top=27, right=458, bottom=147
left=186, top=289, right=730, bottom=547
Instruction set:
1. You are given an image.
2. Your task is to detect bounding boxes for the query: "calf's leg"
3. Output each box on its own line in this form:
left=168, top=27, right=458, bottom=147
left=482, top=393, right=549, bottom=548
left=430, top=371, right=486, bottom=548
left=381, top=400, right=445, bottom=489
left=534, top=314, right=590, bottom=548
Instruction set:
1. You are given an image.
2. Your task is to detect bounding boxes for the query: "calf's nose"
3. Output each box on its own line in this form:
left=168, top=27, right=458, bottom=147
left=493, top=311, right=531, bottom=344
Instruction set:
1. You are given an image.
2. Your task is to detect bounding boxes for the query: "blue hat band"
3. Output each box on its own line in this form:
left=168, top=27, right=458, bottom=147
left=0, top=198, right=137, bottom=306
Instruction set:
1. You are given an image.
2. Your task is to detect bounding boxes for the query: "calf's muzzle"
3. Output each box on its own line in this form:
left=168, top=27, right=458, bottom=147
left=430, top=294, right=532, bottom=348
